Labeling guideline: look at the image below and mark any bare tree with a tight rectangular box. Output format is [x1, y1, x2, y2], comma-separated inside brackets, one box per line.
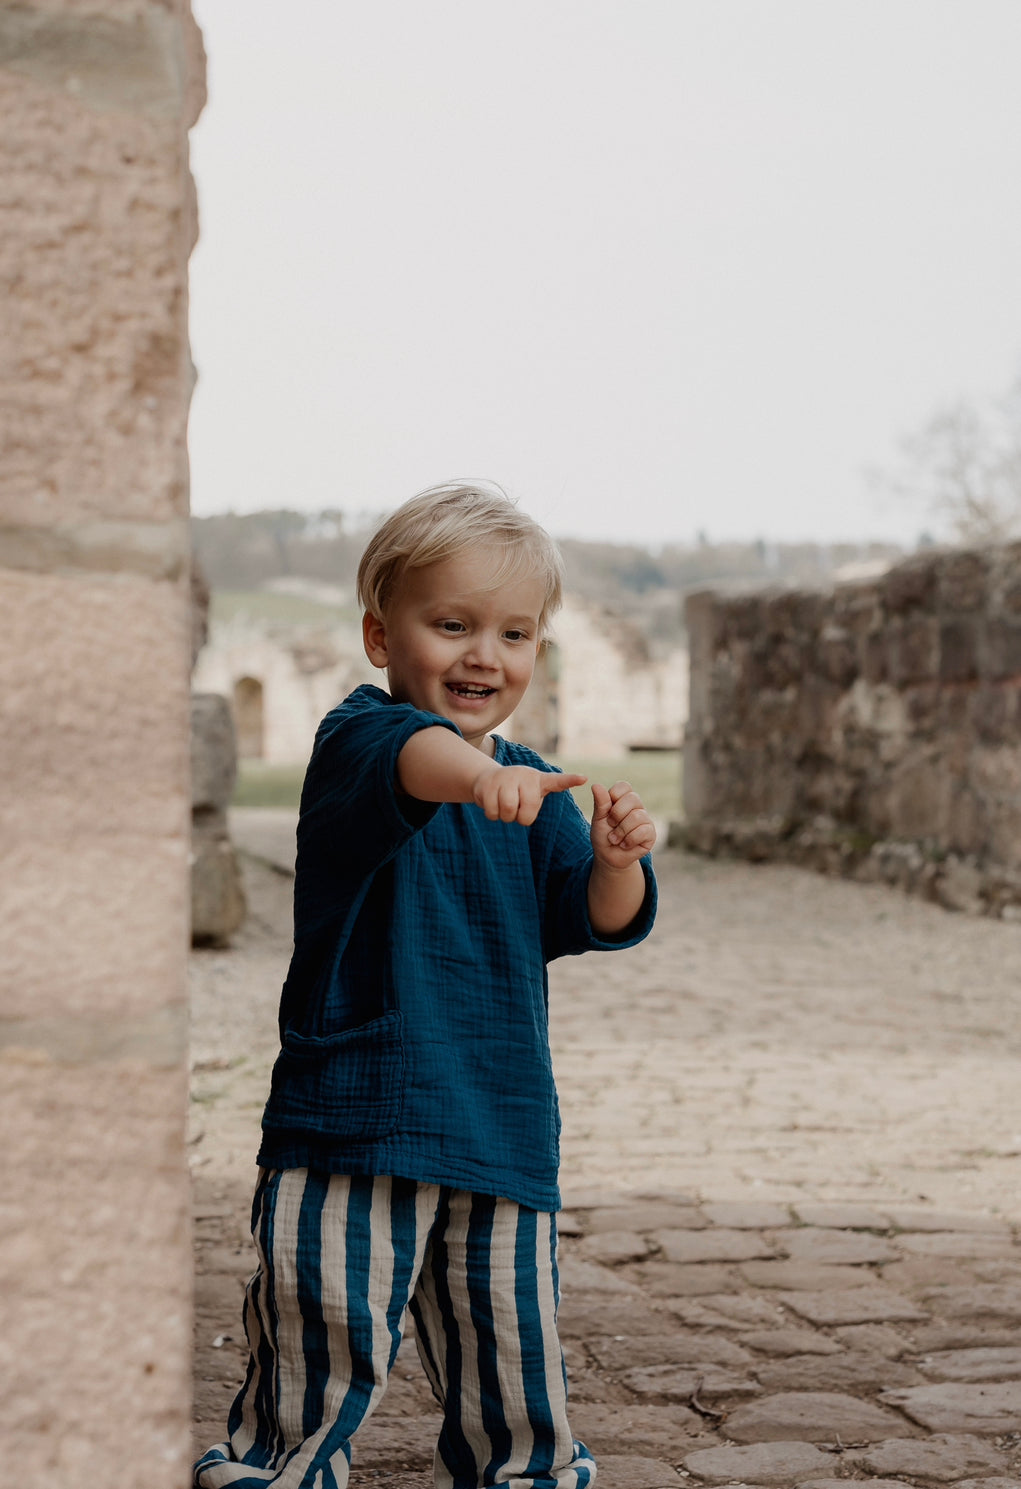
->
[873, 372, 1021, 543]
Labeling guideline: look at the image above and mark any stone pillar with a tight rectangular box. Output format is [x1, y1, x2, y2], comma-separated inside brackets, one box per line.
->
[0, 5, 205, 1485]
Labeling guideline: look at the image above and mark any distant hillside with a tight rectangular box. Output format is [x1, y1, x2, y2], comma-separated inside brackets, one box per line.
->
[191, 511, 906, 651]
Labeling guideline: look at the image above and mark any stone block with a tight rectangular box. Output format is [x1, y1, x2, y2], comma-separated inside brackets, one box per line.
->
[589, 1456, 684, 1489]
[755, 1352, 921, 1393]
[740, 1328, 843, 1357]
[970, 683, 1018, 744]
[983, 618, 1021, 680]
[589, 1331, 754, 1373]
[0, 1056, 190, 1483]
[0, 569, 190, 842]
[639, 1262, 739, 1297]
[816, 625, 858, 686]
[191, 692, 238, 811]
[701, 1200, 792, 1229]
[922, 1310, 1021, 1346]
[832, 577, 882, 629]
[567, 1403, 702, 1454]
[773, 1227, 901, 1266]
[939, 616, 981, 681]
[779, 1287, 929, 1326]
[896, 1230, 1017, 1259]
[750, 636, 806, 691]
[620, 1362, 760, 1402]
[667, 1294, 785, 1330]
[556, 1257, 642, 1295]
[886, 613, 940, 684]
[905, 679, 943, 734]
[800, 1481, 905, 1489]
[795, 674, 842, 742]
[832, 1324, 909, 1358]
[879, 1381, 1021, 1433]
[653, 1227, 775, 1264]
[920, 1346, 1021, 1381]
[861, 626, 887, 683]
[722, 592, 766, 642]
[937, 549, 991, 611]
[190, 812, 246, 947]
[724, 1390, 906, 1444]
[884, 1206, 1011, 1233]
[947, 789, 989, 864]
[586, 1201, 707, 1233]
[555, 1298, 666, 1340]
[740, 1261, 873, 1291]
[855, 1433, 1008, 1481]
[577, 1230, 654, 1266]
[881, 555, 937, 613]
[792, 1203, 890, 1229]
[0, 40, 195, 529]
[684, 1441, 832, 1483]
[887, 751, 953, 840]
[1, 834, 188, 1023]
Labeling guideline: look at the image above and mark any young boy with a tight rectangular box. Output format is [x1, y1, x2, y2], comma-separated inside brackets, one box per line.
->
[195, 483, 657, 1489]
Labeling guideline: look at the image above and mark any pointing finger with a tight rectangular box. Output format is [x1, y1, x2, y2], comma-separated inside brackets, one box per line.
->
[544, 772, 587, 794]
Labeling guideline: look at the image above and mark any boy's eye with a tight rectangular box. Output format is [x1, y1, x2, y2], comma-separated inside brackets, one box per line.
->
[504, 629, 529, 642]
[438, 620, 465, 634]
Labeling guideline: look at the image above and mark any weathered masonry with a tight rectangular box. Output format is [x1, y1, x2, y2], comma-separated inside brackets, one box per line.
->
[683, 543, 1021, 917]
[0, 4, 204, 1484]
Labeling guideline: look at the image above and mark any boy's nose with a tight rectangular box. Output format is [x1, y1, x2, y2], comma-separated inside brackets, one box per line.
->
[465, 632, 499, 667]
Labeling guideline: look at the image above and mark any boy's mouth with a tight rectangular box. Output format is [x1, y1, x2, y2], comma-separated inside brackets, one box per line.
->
[447, 682, 496, 699]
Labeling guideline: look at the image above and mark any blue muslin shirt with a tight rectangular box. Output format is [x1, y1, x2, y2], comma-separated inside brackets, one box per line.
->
[258, 684, 657, 1212]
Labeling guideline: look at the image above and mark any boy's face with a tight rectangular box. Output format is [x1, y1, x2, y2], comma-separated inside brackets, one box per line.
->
[362, 545, 544, 753]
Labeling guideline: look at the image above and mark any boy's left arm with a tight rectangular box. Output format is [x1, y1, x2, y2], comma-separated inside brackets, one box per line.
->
[587, 781, 657, 938]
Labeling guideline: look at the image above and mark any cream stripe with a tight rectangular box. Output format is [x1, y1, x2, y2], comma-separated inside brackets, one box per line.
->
[535, 1210, 577, 1478]
[448, 1191, 486, 1472]
[488, 1197, 533, 1482]
[272, 1172, 352, 1488]
[272, 1169, 313, 1455]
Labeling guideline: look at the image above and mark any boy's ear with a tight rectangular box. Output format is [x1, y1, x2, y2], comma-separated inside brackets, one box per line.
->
[362, 611, 389, 670]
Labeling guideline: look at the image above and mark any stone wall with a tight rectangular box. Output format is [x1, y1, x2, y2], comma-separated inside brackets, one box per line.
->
[0, 5, 204, 1485]
[682, 543, 1021, 917]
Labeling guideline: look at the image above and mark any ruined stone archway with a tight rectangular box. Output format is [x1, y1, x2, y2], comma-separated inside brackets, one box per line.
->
[233, 674, 265, 759]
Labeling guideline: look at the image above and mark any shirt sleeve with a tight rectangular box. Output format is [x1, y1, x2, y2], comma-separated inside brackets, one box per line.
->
[292, 685, 460, 945]
[536, 775, 658, 961]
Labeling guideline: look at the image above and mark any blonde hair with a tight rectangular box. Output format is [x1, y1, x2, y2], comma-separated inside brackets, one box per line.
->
[356, 481, 564, 637]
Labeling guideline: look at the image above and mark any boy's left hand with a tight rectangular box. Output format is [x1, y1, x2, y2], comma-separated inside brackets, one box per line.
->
[590, 780, 657, 867]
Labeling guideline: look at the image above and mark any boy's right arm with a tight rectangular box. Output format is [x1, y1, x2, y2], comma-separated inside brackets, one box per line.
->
[397, 726, 585, 827]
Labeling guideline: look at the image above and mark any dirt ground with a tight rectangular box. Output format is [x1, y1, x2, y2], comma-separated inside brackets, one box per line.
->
[189, 812, 1021, 1484]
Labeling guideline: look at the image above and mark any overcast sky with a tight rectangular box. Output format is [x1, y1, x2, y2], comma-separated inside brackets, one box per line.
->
[187, 1, 1021, 548]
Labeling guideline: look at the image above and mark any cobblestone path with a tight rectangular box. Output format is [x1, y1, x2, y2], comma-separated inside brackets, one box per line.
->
[190, 812, 1021, 1488]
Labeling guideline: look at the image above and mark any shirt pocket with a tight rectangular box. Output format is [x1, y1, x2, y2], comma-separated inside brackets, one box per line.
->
[262, 1011, 405, 1142]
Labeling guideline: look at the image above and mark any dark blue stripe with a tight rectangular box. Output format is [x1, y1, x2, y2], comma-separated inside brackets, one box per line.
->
[467, 1193, 513, 1482]
[388, 1176, 422, 1370]
[312, 1174, 385, 1471]
[515, 1207, 557, 1478]
[430, 1191, 477, 1484]
[297, 1168, 331, 1438]
[212, 1169, 283, 1475]
[550, 1213, 569, 1401]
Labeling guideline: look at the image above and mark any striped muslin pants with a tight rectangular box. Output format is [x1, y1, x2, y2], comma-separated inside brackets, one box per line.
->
[193, 1169, 596, 1489]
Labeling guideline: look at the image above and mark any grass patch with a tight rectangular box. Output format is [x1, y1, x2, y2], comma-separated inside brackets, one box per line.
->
[212, 590, 360, 627]
[233, 761, 306, 809]
[234, 750, 682, 821]
[551, 751, 681, 821]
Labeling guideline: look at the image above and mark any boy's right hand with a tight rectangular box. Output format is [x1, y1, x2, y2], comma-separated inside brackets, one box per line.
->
[472, 764, 587, 827]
